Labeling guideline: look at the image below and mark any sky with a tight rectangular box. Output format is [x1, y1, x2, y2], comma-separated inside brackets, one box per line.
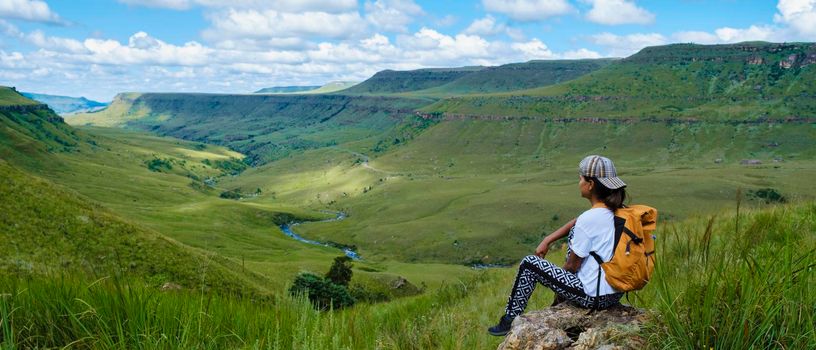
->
[0, 0, 814, 101]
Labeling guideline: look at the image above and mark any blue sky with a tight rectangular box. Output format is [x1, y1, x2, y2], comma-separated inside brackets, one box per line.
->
[0, 0, 814, 101]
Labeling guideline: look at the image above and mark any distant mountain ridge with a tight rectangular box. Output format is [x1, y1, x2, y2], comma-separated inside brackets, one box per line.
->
[22, 92, 108, 115]
[254, 81, 359, 94]
[254, 86, 321, 94]
[341, 67, 485, 94]
[428, 41, 816, 120]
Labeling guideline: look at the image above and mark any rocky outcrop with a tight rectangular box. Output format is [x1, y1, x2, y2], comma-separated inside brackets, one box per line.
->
[497, 303, 647, 350]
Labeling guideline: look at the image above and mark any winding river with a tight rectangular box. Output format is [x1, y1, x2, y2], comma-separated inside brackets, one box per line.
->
[278, 212, 362, 260]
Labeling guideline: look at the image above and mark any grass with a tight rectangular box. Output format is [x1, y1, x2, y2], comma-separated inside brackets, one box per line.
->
[1, 202, 812, 349]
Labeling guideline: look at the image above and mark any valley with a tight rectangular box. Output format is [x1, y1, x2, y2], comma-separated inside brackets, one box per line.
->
[1, 41, 814, 349]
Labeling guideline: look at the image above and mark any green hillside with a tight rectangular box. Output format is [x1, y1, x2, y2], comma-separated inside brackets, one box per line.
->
[341, 67, 484, 94]
[70, 93, 429, 165]
[428, 42, 816, 120]
[226, 116, 815, 264]
[411, 59, 615, 96]
[0, 159, 268, 294]
[0, 86, 40, 106]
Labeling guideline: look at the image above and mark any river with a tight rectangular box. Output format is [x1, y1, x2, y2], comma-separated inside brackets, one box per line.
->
[278, 212, 362, 260]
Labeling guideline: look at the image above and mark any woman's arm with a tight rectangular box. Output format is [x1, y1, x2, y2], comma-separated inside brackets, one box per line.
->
[535, 218, 577, 258]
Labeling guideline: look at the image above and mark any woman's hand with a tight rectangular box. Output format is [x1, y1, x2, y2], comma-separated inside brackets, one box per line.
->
[534, 218, 577, 258]
[535, 238, 550, 258]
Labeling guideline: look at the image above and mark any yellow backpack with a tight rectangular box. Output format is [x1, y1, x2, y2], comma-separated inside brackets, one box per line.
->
[589, 205, 657, 303]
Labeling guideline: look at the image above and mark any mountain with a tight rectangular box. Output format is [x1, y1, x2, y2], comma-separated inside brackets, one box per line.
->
[410, 59, 616, 96]
[22, 92, 108, 115]
[428, 42, 816, 120]
[70, 93, 428, 165]
[254, 85, 321, 94]
[340, 67, 485, 94]
[254, 81, 359, 94]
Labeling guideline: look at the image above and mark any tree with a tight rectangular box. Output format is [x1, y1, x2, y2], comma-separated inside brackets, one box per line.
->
[289, 272, 355, 310]
[325, 256, 353, 286]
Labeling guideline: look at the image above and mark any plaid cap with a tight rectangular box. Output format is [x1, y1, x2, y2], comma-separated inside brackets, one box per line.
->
[579, 155, 627, 189]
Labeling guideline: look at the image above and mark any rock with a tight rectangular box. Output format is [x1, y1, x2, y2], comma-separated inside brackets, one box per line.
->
[160, 282, 183, 291]
[497, 303, 647, 350]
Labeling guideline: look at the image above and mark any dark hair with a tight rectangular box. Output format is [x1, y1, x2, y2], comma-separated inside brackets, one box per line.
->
[584, 176, 627, 210]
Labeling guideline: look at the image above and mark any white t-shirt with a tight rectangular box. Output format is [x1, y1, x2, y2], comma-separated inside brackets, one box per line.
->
[569, 207, 617, 296]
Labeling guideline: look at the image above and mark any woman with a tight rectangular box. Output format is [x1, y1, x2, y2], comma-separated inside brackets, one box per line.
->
[488, 155, 627, 336]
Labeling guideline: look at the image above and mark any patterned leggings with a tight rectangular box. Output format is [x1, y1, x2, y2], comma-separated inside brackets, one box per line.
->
[504, 255, 622, 317]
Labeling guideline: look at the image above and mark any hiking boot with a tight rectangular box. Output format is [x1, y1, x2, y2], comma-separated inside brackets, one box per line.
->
[487, 315, 514, 336]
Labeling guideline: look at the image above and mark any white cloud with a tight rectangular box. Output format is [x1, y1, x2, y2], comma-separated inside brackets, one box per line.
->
[118, 0, 358, 12]
[585, 0, 655, 25]
[560, 48, 602, 59]
[365, 0, 425, 33]
[482, 0, 574, 22]
[511, 38, 554, 58]
[774, 0, 816, 37]
[590, 32, 667, 56]
[118, 0, 191, 10]
[673, 31, 721, 45]
[203, 9, 367, 41]
[713, 25, 779, 42]
[0, 0, 64, 24]
[464, 15, 506, 36]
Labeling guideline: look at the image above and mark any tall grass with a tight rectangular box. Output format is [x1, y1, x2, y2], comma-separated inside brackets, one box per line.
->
[645, 203, 816, 349]
[2, 203, 813, 349]
[0, 271, 514, 349]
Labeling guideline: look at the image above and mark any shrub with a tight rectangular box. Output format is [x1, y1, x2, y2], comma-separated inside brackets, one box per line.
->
[748, 188, 786, 204]
[288, 272, 355, 310]
[325, 256, 353, 286]
[219, 189, 242, 199]
[145, 158, 173, 172]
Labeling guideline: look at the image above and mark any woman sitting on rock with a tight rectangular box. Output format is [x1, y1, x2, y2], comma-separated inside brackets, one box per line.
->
[488, 155, 627, 336]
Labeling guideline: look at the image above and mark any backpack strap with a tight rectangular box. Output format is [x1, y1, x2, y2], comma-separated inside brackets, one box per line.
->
[589, 252, 603, 310]
[588, 216, 627, 310]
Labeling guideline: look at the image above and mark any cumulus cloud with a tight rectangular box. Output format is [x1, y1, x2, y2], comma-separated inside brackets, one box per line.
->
[482, 0, 574, 22]
[365, 0, 425, 33]
[774, 0, 816, 37]
[585, 0, 655, 25]
[0, 0, 64, 24]
[203, 9, 367, 41]
[561, 48, 602, 59]
[590, 32, 667, 56]
[464, 15, 505, 36]
[118, 0, 358, 12]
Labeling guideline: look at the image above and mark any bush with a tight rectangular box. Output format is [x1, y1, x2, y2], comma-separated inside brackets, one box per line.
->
[145, 158, 173, 172]
[748, 188, 786, 204]
[325, 256, 353, 286]
[288, 272, 355, 310]
[219, 189, 242, 200]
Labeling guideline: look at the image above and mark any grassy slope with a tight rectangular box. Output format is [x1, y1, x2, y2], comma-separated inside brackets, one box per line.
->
[428, 42, 816, 120]
[0, 157, 271, 295]
[3, 202, 812, 349]
[0, 87, 40, 106]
